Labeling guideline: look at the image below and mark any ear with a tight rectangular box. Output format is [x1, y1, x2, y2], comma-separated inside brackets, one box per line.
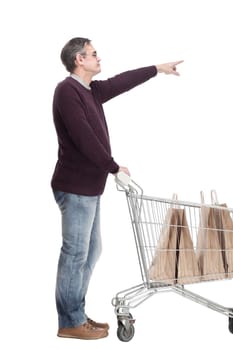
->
[75, 53, 85, 67]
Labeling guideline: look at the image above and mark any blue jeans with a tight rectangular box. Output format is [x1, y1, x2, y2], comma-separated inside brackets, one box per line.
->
[53, 191, 102, 328]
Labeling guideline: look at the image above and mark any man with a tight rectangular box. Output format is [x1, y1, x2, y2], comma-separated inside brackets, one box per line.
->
[51, 37, 183, 340]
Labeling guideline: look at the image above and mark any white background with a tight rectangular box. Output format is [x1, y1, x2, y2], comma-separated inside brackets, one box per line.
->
[1, 0, 233, 348]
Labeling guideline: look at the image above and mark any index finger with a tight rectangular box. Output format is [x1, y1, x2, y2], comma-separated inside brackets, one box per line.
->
[173, 60, 184, 66]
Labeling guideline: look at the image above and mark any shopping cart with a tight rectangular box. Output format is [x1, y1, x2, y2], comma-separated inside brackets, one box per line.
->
[112, 172, 233, 342]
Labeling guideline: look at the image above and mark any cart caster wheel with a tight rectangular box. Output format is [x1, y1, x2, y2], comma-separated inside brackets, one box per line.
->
[117, 323, 135, 342]
[229, 317, 233, 334]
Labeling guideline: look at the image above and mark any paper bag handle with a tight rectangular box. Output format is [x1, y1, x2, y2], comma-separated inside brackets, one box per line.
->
[200, 191, 205, 204]
[211, 189, 219, 205]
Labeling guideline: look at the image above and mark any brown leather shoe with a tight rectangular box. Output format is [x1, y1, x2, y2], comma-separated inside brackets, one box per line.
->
[57, 322, 108, 340]
[87, 317, 110, 330]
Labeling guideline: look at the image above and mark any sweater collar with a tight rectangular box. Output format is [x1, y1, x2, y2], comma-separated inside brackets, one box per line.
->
[70, 73, 91, 90]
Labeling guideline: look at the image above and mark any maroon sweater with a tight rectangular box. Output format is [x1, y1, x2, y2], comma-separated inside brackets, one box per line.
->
[51, 66, 157, 195]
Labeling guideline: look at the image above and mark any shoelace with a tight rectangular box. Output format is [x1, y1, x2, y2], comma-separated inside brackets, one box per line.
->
[83, 321, 98, 330]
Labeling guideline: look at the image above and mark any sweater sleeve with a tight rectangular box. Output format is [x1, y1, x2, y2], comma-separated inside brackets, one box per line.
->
[91, 66, 157, 103]
[55, 85, 119, 174]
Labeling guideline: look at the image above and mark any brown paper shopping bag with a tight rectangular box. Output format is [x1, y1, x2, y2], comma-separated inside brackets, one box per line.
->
[197, 191, 225, 281]
[149, 203, 182, 284]
[219, 204, 233, 277]
[149, 195, 200, 285]
[176, 209, 200, 284]
[211, 190, 233, 278]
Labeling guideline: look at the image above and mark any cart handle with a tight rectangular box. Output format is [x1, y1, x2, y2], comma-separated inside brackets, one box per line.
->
[115, 171, 143, 195]
[115, 171, 131, 187]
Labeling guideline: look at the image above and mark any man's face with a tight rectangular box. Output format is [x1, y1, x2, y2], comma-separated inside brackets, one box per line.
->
[78, 43, 101, 76]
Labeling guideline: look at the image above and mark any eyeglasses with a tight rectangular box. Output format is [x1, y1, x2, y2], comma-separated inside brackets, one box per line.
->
[79, 51, 98, 58]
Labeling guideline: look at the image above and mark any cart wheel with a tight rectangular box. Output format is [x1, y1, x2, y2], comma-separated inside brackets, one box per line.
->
[117, 323, 135, 342]
[229, 317, 233, 334]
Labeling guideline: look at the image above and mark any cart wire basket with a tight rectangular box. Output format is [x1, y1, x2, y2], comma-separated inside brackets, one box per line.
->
[112, 172, 233, 342]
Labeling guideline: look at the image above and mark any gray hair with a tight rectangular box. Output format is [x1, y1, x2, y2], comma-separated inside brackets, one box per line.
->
[60, 37, 91, 73]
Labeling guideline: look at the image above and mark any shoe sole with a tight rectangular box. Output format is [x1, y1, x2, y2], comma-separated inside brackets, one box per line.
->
[57, 332, 108, 340]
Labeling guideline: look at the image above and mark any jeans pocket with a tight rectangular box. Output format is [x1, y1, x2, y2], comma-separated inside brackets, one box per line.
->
[53, 190, 66, 207]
